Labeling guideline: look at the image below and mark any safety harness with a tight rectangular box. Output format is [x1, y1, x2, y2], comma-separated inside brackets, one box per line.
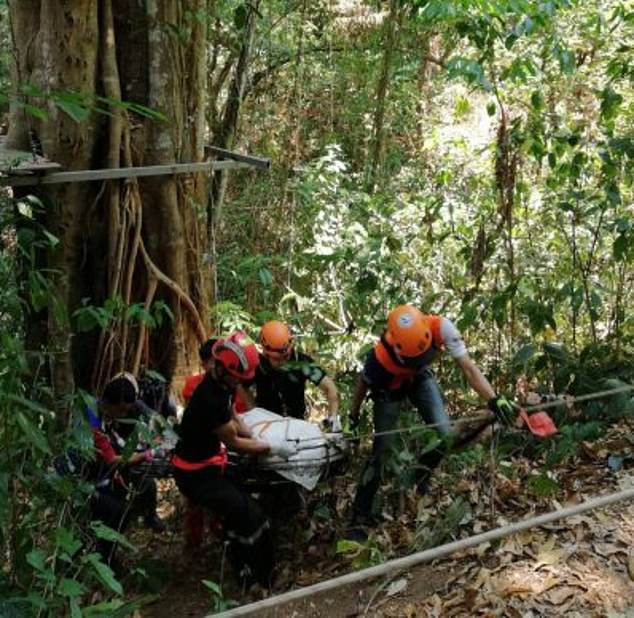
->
[172, 445, 228, 473]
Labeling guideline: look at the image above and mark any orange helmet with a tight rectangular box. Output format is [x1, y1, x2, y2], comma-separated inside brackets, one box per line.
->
[212, 331, 259, 381]
[384, 305, 432, 358]
[260, 320, 292, 360]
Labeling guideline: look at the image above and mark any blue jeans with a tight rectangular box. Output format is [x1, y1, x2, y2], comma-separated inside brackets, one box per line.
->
[352, 371, 451, 519]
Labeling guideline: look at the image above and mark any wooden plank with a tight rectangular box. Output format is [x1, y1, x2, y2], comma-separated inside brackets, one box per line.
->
[207, 146, 271, 170]
[1, 159, 253, 186]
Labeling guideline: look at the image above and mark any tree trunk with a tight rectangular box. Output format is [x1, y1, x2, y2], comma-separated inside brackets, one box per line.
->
[208, 0, 260, 227]
[366, 0, 401, 193]
[7, 0, 209, 411]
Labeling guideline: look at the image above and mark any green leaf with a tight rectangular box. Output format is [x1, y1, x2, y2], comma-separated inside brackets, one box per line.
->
[55, 527, 83, 556]
[9, 394, 50, 415]
[90, 522, 137, 552]
[73, 306, 110, 332]
[55, 98, 91, 122]
[528, 473, 559, 496]
[83, 595, 159, 618]
[258, 267, 273, 289]
[336, 539, 364, 554]
[234, 4, 247, 29]
[58, 578, 87, 598]
[85, 554, 124, 596]
[26, 549, 46, 573]
[600, 85, 623, 121]
[43, 230, 60, 247]
[486, 101, 497, 116]
[15, 411, 51, 454]
[202, 580, 222, 596]
[143, 369, 166, 383]
[23, 103, 48, 121]
[613, 233, 632, 261]
[70, 598, 82, 618]
[530, 91, 544, 110]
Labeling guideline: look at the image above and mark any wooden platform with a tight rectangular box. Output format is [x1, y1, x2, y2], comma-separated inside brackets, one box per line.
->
[0, 136, 62, 177]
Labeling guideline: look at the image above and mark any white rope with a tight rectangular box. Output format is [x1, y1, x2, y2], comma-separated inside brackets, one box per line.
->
[211, 486, 634, 617]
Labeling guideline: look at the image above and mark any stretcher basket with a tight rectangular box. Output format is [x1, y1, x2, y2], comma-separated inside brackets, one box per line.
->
[228, 430, 349, 491]
[132, 409, 350, 492]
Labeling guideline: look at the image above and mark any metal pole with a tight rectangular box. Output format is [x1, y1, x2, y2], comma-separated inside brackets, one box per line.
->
[211, 486, 634, 617]
[207, 146, 271, 170]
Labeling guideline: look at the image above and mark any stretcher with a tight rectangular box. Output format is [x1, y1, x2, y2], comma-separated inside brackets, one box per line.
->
[134, 408, 349, 491]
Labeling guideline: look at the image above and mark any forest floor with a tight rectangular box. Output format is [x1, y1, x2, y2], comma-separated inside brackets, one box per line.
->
[123, 416, 634, 617]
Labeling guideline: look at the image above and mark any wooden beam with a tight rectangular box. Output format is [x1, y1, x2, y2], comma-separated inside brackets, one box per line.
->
[207, 146, 271, 170]
[1, 159, 254, 187]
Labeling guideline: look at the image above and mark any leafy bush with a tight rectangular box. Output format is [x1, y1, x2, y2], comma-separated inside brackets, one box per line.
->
[0, 197, 146, 615]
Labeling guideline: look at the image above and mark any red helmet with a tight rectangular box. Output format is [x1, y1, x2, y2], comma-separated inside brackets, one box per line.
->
[212, 331, 259, 381]
[385, 305, 432, 358]
[260, 320, 293, 361]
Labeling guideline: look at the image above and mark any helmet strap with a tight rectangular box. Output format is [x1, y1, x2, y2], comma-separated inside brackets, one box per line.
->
[380, 333, 402, 365]
[221, 339, 248, 372]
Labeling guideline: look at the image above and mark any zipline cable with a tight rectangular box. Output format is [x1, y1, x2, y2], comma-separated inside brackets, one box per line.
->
[211, 485, 634, 617]
[295, 383, 634, 444]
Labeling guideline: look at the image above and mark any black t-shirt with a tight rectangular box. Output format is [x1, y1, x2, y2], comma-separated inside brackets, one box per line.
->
[254, 350, 325, 419]
[175, 372, 232, 462]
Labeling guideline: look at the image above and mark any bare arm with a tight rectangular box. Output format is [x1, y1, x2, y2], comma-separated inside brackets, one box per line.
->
[215, 419, 270, 456]
[350, 373, 369, 419]
[454, 354, 495, 402]
[232, 411, 252, 438]
[318, 376, 339, 415]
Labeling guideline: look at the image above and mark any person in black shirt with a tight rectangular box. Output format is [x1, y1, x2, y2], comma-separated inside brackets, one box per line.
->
[251, 320, 340, 426]
[173, 331, 297, 585]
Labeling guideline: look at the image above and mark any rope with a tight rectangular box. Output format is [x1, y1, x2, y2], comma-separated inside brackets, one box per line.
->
[295, 383, 634, 444]
[211, 485, 634, 617]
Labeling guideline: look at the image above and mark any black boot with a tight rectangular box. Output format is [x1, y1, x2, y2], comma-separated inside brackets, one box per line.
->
[144, 512, 166, 532]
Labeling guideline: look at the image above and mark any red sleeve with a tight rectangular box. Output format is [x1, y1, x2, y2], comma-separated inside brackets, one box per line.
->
[92, 428, 118, 464]
[233, 391, 248, 414]
[182, 373, 204, 402]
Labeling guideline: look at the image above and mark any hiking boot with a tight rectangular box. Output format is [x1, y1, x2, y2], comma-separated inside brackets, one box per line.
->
[343, 513, 375, 543]
[343, 524, 368, 543]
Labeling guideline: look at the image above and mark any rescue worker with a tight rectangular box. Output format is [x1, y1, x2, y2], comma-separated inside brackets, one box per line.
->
[173, 331, 297, 585]
[347, 305, 514, 540]
[181, 337, 249, 547]
[183, 338, 249, 413]
[87, 376, 164, 562]
[251, 320, 340, 426]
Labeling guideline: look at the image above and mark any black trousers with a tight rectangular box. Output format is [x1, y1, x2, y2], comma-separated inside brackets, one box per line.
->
[174, 466, 273, 584]
[90, 476, 157, 561]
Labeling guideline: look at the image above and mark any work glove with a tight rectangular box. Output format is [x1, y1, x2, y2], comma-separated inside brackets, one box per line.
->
[488, 395, 516, 426]
[322, 414, 343, 433]
[268, 440, 298, 460]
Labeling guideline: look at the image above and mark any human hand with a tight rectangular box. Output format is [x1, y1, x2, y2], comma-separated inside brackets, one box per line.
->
[268, 440, 298, 460]
[322, 414, 343, 433]
[488, 395, 516, 426]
